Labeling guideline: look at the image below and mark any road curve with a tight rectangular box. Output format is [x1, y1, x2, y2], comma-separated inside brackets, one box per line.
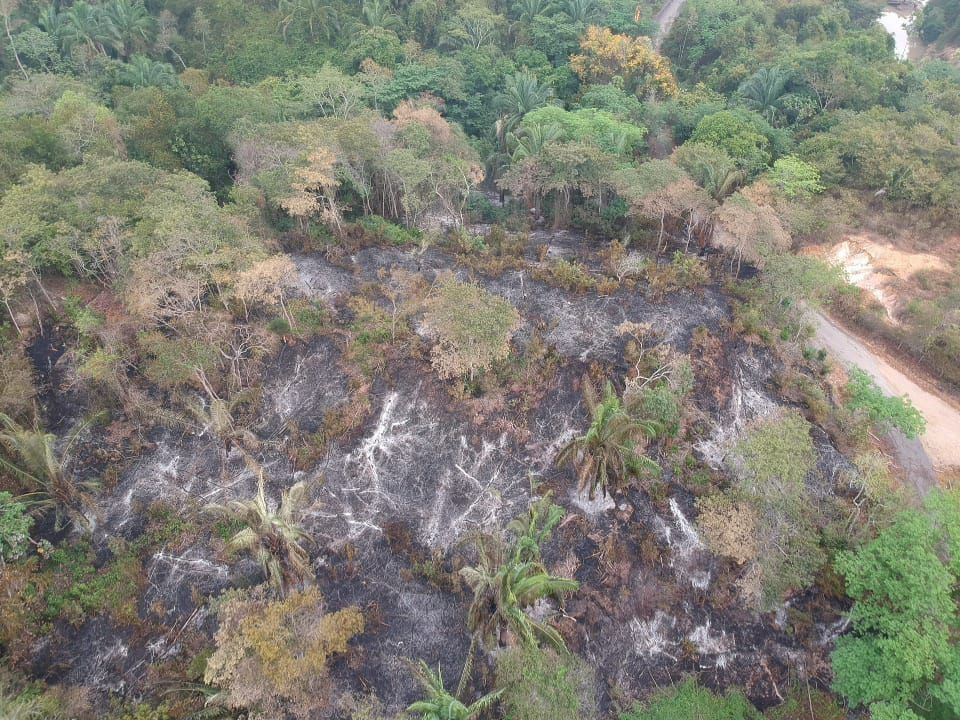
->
[810, 311, 960, 496]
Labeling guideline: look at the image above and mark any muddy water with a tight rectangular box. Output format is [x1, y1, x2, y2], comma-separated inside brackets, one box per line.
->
[878, 0, 929, 59]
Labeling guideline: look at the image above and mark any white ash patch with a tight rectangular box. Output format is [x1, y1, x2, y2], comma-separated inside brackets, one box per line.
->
[314, 387, 529, 549]
[260, 344, 347, 430]
[630, 610, 677, 659]
[687, 620, 732, 658]
[570, 486, 616, 515]
[696, 352, 779, 469]
[654, 498, 712, 589]
[291, 254, 356, 299]
[69, 635, 129, 693]
[146, 547, 230, 605]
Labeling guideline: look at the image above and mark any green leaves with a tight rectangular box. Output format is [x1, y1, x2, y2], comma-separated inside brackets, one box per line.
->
[0, 491, 32, 562]
[732, 412, 823, 608]
[407, 660, 503, 720]
[621, 677, 760, 720]
[204, 472, 313, 596]
[845, 368, 926, 439]
[460, 498, 578, 652]
[558, 380, 661, 500]
[832, 500, 960, 715]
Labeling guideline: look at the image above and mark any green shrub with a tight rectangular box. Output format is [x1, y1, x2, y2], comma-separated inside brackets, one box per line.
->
[0, 492, 33, 563]
[832, 492, 960, 718]
[621, 678, 760, 720]
[496, 645, 596, 720]
[546, 259, 597, 292]
[0, 340, 37, 420]
[734, 413, 824, 608]
[845, 368, 926, 439]
[63, 296, 104, 347]
[358, 215, 421, 246]
[268, 317, 292, 335]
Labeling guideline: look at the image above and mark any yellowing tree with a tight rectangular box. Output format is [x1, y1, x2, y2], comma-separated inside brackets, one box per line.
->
[571, 26, 678, 100]
[234, 255, 298, 322]
[205, 587, 364, 719]
[712, 192, 791, 271]
[280, 140, 343, 234]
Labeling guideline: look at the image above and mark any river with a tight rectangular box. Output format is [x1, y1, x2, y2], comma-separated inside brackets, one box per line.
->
[877, 0, 929, 59]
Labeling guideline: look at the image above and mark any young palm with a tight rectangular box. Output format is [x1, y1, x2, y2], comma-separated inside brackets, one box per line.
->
[205, 471, 312, 595]
[0, 414, 97, 529]
[557, 380, 659, 499]
[460, 498, 578, 651]
[406, 660, 502, 720]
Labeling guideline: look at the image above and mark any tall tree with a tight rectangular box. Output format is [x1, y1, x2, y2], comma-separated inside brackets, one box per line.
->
[0, 0, 28, 79]
[495, 71, 553, 140]
[278, 0, 340, 40]
[571, 25, 678, 99]
[833, 493, 960, 719]
[60, 1, 111, 56]
[120, 55, 177, 87]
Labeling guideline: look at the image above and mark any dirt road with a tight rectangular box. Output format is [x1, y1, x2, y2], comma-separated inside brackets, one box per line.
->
[811, 311, 960, 495]
[654, 0, 687, 47]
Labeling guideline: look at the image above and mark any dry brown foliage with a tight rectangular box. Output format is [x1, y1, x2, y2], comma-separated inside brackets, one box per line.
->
[696, 493, 759, 566]
[205, 587, 364, 719]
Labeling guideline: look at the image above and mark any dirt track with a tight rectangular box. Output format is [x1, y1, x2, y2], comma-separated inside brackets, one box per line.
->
[811, 311, 960, 495]
[654, 0, 687, 47]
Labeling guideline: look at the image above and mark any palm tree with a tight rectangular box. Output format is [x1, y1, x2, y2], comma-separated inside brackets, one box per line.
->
[495, 71, 553, 139]
[557, 380, 659, 499]
[102, 0, 154, 58]
[506, 493, 564, 561]
[60, 1, 111, 55]
[506, 121, 562, 161]
[513, 0, 551, 22]
[278, 0, 340, 41]
[600, 127, 632, 156]
[205, 471, 312, 595]
[0, 414, 97, 529]
[699, 162, 744, 201]
[738, 66, 790, 125]
[460, 498, 578, 650]
[558, 0, 601, 23]
[37, 5, 65, 48]
[120, 54, 177, 87]
[406, 660, 502, 720]
[187, 387, 259, 481]
[361, 0, 401, 29]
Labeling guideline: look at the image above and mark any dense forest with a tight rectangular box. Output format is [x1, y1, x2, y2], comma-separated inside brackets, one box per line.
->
[0, 0, 959, 718]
